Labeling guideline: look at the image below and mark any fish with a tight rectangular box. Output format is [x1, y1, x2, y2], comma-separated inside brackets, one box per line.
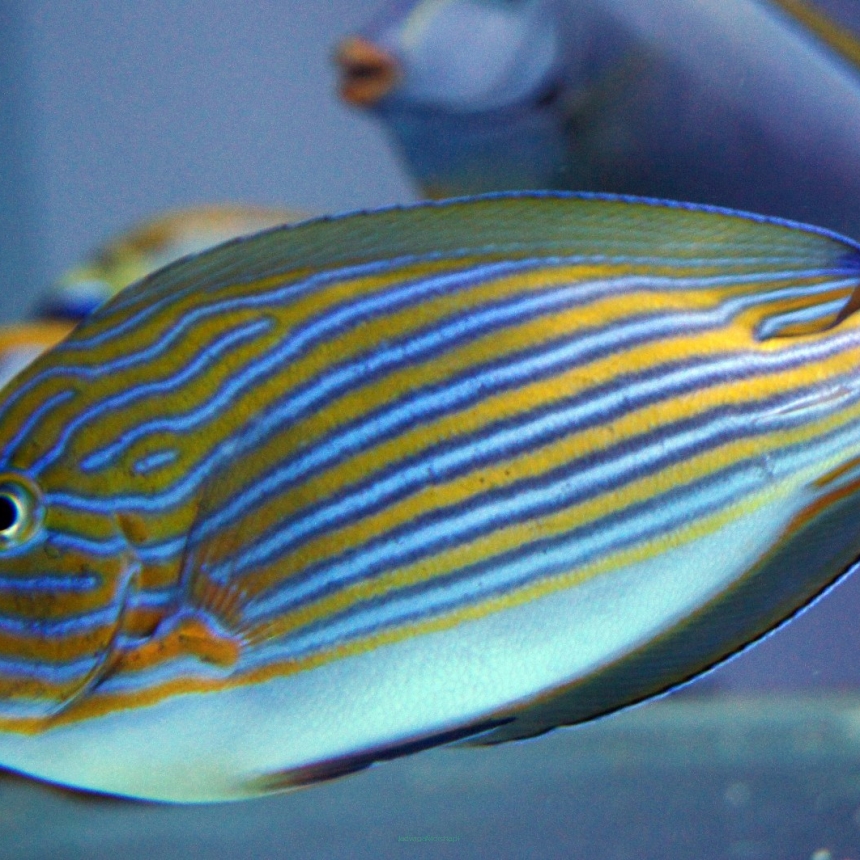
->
[42, 204, 304, 321]
[337, 0, 860, 237]
[1, 192, 860, 802]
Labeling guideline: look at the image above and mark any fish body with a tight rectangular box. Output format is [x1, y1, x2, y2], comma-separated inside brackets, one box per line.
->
[43, 205, 303, 321]
[338, 0, 860, 236]
[1, 194, 860, 801]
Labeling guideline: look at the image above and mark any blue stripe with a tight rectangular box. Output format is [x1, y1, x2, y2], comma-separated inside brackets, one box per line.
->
[755, 297, 848, 339]
[76, 259, 562, 471]
[72, 255, 528, 350]
[37, 291, 860, 540]
[266, 464, 770, 658]
[4, 390, 74, 464]
[244, 382, 860, 622]
[257, 408, 860, 657]
[213, 350, 797, 581]
[133, 449, 180, 476]
[0, 603, 124, 636]
[31, 318, 274, 475]
[0, 573, 100, 593]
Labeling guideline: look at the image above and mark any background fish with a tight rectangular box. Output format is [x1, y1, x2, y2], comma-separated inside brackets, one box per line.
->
[337, 0, 860, 237]
[1, 194, 860, 802]
[0, 206, 305, 394]
[0, 323, 76, 393]
[41, 204, 305, 321]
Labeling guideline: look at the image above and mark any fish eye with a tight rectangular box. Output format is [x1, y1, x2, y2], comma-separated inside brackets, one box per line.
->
[0, 475, 44, 549]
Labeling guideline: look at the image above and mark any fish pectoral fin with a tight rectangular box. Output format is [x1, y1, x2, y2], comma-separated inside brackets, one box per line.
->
[248, 718, 511, 792]
[173, 440, 260, 642]
[168, 614, 242, 667]
[116, 612, 242, 674]
[177, 525, 260, 646]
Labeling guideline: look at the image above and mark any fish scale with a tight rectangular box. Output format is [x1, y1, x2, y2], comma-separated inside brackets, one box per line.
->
[0, 194, 858, 800]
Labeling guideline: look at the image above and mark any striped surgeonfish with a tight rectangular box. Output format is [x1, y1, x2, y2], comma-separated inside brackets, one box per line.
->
[1, 193, 860, 802]
[336, 0, 860, 236]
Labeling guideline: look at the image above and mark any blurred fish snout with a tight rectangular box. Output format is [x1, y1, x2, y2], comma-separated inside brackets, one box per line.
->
[335, 36, 400, 107]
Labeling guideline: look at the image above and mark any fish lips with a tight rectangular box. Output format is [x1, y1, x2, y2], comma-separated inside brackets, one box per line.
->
[335, 36, 402, 107]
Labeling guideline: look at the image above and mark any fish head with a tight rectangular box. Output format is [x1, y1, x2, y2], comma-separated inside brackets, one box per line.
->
[336, 0, 574, 196]
[0, 363, 144, 726]
[338, 0, 563, 112]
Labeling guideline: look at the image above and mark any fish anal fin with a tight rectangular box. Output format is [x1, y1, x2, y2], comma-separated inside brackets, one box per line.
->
[173, 428, 277, 646]
[250, 719, 511, 792]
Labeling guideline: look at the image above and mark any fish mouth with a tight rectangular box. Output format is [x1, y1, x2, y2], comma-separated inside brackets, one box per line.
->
[335, 36, 400, 107]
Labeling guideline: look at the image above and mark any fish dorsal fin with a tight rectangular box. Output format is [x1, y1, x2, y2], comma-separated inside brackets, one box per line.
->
[175, 448, 253, 640]
[769, 0, 860, 73]
[81, 194, 860, 301]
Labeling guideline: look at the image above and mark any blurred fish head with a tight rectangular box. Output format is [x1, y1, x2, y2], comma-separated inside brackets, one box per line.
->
[0, 385, 143, 724]
[336, 0, 575, 195]
[339, 0, 563, 112]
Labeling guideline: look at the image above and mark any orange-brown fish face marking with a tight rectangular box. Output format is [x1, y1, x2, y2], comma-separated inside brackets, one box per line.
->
[335, 36, 401, 107]
[0, 471, 139, 727]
